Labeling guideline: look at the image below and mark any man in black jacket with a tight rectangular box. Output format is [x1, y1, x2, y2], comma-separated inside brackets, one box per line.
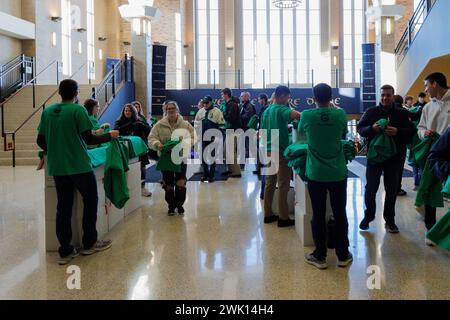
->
[221, 88, 242, 177]
[240, 92, 256, 130]
[357, 85, 417, 233]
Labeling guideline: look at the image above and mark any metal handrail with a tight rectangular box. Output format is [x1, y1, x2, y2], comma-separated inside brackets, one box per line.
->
[0, 60, 58, 107]
[3, 62, 87, 167]
[395, 0, 437, 66]
[0, 55, 25, 74]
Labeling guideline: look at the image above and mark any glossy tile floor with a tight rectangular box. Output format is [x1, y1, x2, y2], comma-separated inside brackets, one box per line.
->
[0, 164, 449, 300]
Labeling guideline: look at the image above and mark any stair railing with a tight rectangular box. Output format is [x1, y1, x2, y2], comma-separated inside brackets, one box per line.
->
[2, 63, 87, 167]
[0, 55, 35, 102]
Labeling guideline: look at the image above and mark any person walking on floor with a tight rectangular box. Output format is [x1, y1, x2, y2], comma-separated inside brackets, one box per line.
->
[37, 79, 119, 265]
[261, 86, 301, 228]
[417, 72, 450, 245]
[357, 84, 416, 234]
[300, 83, 353, 270]
[195, 96, 225, 183]
[149, 101, 195, 216]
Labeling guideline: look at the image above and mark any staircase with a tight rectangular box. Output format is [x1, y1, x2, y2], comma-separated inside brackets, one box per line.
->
[0, 85, 93, 166]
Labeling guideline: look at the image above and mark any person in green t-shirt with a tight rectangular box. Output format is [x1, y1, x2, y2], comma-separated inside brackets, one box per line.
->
[261, 86, 301, 228]
[299, 83, 353, 270]
[37, 79, 120, 266]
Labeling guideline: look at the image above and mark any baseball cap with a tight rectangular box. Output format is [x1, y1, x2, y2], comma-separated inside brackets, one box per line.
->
[201, 95, 213, 103]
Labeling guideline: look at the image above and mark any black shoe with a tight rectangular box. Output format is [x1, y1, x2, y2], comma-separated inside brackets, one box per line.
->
[278, 218, 295, 228]
[385, 223, 400, 234]
[208, 177, 215, 183]
[177, 207, 185, 215]
[229, 174, 242, 178]
[338, 253, 354, 268]
[305, 253, 328, 270]
[168, 209, 176, 216]
[253, 170, 260, 175]
[221, 171, 232, 176]
[264, 215, 279, 224]
[359, 217, 373, 231]
[200, 176, 209, 183]
[397, 189, 407, 196]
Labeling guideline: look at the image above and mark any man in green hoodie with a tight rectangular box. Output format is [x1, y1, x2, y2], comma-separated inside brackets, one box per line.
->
[37, 79, 120, 265]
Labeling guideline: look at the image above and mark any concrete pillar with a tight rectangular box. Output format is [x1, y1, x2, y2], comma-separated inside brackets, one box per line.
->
[131, 31, 153, 117]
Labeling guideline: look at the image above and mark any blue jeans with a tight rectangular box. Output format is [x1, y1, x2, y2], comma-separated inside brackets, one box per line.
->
[411, 163, 422, 187]
[54, 172, 98, 257]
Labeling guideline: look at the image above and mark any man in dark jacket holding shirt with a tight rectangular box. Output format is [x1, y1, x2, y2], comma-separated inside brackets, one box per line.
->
[357, 85, 416, 233]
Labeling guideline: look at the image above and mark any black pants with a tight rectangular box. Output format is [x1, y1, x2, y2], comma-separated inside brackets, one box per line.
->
[397, 153, 407, 192]
[202, 141, 216, 179]
[425, 205, 437, 231]
[162, 163, 187, 211]
[54, 172, 98, 258]
[308, 179, 350, 261]
[364, 158, 402, 225]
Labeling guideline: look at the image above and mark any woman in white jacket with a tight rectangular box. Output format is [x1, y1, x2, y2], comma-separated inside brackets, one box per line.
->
[149, 101, 195, 216]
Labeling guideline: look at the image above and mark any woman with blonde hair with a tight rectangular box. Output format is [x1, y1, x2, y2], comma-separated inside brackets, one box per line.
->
[149, 101, 195, 216]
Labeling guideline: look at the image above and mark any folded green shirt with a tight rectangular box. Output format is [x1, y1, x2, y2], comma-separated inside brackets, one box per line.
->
[104, 139, 130, 209]
[415, 160, 444, 209]
[367, 119, 397, 165]
[443, 176, 450, 199]
[412, 134, 440, 170]
[121, 136, 149, 159]
[156, 139, 182, 173]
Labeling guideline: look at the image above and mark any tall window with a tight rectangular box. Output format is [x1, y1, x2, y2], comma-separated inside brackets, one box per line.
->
[343, 0, 365, 84]
[87, 0, 95, 80]
[195, 0, 220, 85]
[175, 13, 183, 89]
[242, 0, 325, 87]
[61, 0, 72, 76]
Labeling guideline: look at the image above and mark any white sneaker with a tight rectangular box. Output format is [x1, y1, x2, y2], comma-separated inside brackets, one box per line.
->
[58, 248, 80, 266]
[141, 189, 152, 197]
[81, 240, 112, 256]
[416, 206, 425, 218]
[425, 237, 436, 247]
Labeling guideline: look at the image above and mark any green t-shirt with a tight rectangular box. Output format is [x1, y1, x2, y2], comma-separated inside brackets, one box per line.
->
[298, 107, 349, 182]
[260, 104, 292, 153]
[38, 103, 94, 176]
[89, 115, 101, 131]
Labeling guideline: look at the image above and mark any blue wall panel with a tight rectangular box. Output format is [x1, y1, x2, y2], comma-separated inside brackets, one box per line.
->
[99, 82, 135, 125]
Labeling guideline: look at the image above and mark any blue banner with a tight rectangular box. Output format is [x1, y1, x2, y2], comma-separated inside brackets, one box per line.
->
[362, 44, 377, 112]
[164, 88, 362, 116]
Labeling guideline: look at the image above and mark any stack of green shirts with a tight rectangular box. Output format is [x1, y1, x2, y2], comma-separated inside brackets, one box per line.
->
[367, 119, 397, 165]
[284, 143, 309, 181]
[87, 146, 108, 168]
[156, 139, 182, 173]
[121, 136, 149, 159]
[284, 140, 356, 182]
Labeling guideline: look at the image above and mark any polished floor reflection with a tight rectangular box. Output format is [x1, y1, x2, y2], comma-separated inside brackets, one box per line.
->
[0, 165, 449, 300]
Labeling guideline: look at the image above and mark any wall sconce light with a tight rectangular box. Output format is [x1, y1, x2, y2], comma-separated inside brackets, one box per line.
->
[78, 41, 83, 54]
[51, 32, 57, 47]
[98, 37, 107, 42]
[123, 41, 131, 46]
[386, 18, 392, 35]
[76, 28, 87, 33]
[333, 56, 338, 66]
[50, 16, 62, 22]
[98, 49, 103, 60]
[228, 57, 232, 67]
[226, 47, 234, 51]
[183, 55, 187, 66]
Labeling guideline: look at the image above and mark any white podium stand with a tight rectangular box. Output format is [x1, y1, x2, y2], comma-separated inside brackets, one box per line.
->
[294, 174, 333, 247]
[45, 159, 143, 252]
